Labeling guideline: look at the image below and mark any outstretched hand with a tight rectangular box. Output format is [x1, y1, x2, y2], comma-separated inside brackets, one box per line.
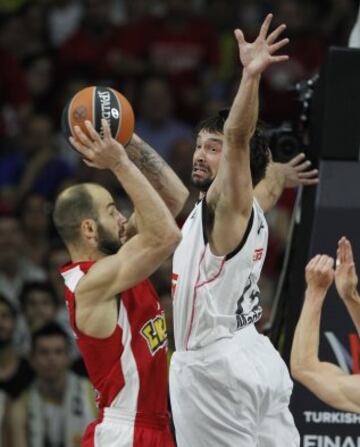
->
[335, 237, 358, 301]
[70, 119, 129, 170]
[282, 153, 319, 188]
[235, 13, 289, 77]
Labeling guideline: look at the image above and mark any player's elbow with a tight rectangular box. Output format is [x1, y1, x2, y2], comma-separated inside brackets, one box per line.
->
[169, 186, 190, 217]
[223, 122, 251, 147]
[162, 226, 182, 252]
[152, 225, 182, 255]
[290, 362, 304, 382]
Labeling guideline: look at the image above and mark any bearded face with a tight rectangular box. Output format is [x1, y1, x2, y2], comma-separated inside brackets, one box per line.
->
[96, 221, 122, 255]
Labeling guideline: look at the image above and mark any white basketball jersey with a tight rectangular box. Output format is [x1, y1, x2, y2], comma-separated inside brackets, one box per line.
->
[172, 198, 268, 351]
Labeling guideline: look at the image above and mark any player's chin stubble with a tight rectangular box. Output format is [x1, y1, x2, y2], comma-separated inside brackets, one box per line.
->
[97, 223, 122, 255]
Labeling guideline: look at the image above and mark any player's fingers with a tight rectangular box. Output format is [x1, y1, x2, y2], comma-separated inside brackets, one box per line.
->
[325, 256, 335, 270]
[298, 169, 319, 178]
[336, 248, 341, 267]
[101, 118, 112, 141]
[344, 238, 354, 263]
[294, 160, 312, 172]
[83, 158, 97, 168]
[84, 120, 102, 143]
[317, 254, 332, 268]
[267, 23, 287, 44]
[259, 13, 273, 39]
[69, 136, 93, 159]
[298, 178, 319, 185]
[270, 55, 289, 63]
[349, 263, 356, 277]
[73, 125, 93, 147]
[269, 38, 289, 54]
[307, 254, 320, 269]
[234, 29, 245, 44]
[288, 153, 306, 166]
[338, 237, 346, 264]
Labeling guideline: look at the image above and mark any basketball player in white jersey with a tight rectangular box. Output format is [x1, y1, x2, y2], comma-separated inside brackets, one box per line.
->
[170, 15, 301, 446]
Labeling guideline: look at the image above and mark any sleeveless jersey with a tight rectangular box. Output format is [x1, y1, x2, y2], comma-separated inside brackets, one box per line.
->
[60, 262, 169, 420]
[172, 198, 268, 351]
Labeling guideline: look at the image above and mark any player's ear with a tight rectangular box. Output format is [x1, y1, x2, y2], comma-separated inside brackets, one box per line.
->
[81, 219, 97, 243]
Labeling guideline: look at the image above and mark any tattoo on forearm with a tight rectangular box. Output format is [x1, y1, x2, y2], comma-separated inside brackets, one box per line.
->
[126, 140, 166, 191]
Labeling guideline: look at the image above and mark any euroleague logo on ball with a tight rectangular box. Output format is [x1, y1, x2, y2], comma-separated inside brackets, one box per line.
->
[73, 105, 87, 122]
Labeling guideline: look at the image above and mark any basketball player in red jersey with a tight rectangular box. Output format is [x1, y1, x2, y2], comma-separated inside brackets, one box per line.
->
[53, 118, 184, 447]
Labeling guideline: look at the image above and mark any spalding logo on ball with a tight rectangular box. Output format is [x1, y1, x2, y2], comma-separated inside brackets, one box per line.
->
[62, 86, 135, 146]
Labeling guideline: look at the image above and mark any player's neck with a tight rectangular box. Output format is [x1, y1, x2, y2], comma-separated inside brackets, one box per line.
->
[69, 245, 105, 263]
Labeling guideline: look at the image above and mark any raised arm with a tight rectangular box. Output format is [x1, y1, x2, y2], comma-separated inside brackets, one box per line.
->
[254, 153, 319, 213]
[69, 120, 181, 335]
[335, 237, 360, 334]
[290, 254, 360, 413]
[206, 14, 289, 256]
[126, 133, 189, 217]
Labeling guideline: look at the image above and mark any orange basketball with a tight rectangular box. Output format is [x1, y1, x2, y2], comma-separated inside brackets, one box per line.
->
[62, 86, 135, 146]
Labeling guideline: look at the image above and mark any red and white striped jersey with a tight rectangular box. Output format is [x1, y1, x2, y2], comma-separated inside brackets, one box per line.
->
[60, 262, 169, 418]
[172, 198, 268, 351]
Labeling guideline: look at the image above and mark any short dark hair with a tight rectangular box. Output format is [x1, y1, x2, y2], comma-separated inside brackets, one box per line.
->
[31, 321, 69, 352]
[53, 184, 98, 245]
[196, 110, 270, 187]
[19, 281, 58, 309]
[0, 295, 17, 319]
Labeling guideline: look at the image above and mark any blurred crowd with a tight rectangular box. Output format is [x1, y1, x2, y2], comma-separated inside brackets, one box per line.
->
[0, 0, 358, 445]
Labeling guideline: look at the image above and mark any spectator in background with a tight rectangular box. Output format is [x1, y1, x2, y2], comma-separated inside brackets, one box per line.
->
[7, 322, 96, 447]
[105, 0, 156, 87]
[57, 0, 151, 89]
[205, 0, 239, 106]
[15, 281, 79, 361]
[47, 0, 84, 48]
[135, 76, 193, 161]
[0, 389, 7, 447]
[47, 243, 70, 305]
[23, 52, 56, 116]
[19, 282, 58, 333]
[0, 295, 34, 399]
[260, 0, 326, 123]
[319, 0, 355, 45]
[58, 0, 117, 82]
[0, 12, 26, 61]
[0, 114, 74, 209]
[144, 0, 220, 120]
[0, 20, 30, 141]
[19, 2, 50, 59]
[0, 214, 46, 307]
[19, 194, 52, 268]
[0, 4, 50, 62]
[0, 0, 25, 14]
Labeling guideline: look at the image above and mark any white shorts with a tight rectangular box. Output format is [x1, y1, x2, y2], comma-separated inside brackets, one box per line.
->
[169, 324, 300, 447]
[84, 408, 175, 447]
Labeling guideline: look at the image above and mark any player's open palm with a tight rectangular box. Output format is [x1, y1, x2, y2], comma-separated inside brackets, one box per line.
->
[70, 118, 129, 170]
[283, 153, 319, 188]
[335, 237, 358, 301]
[235, 13, 289, 77]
